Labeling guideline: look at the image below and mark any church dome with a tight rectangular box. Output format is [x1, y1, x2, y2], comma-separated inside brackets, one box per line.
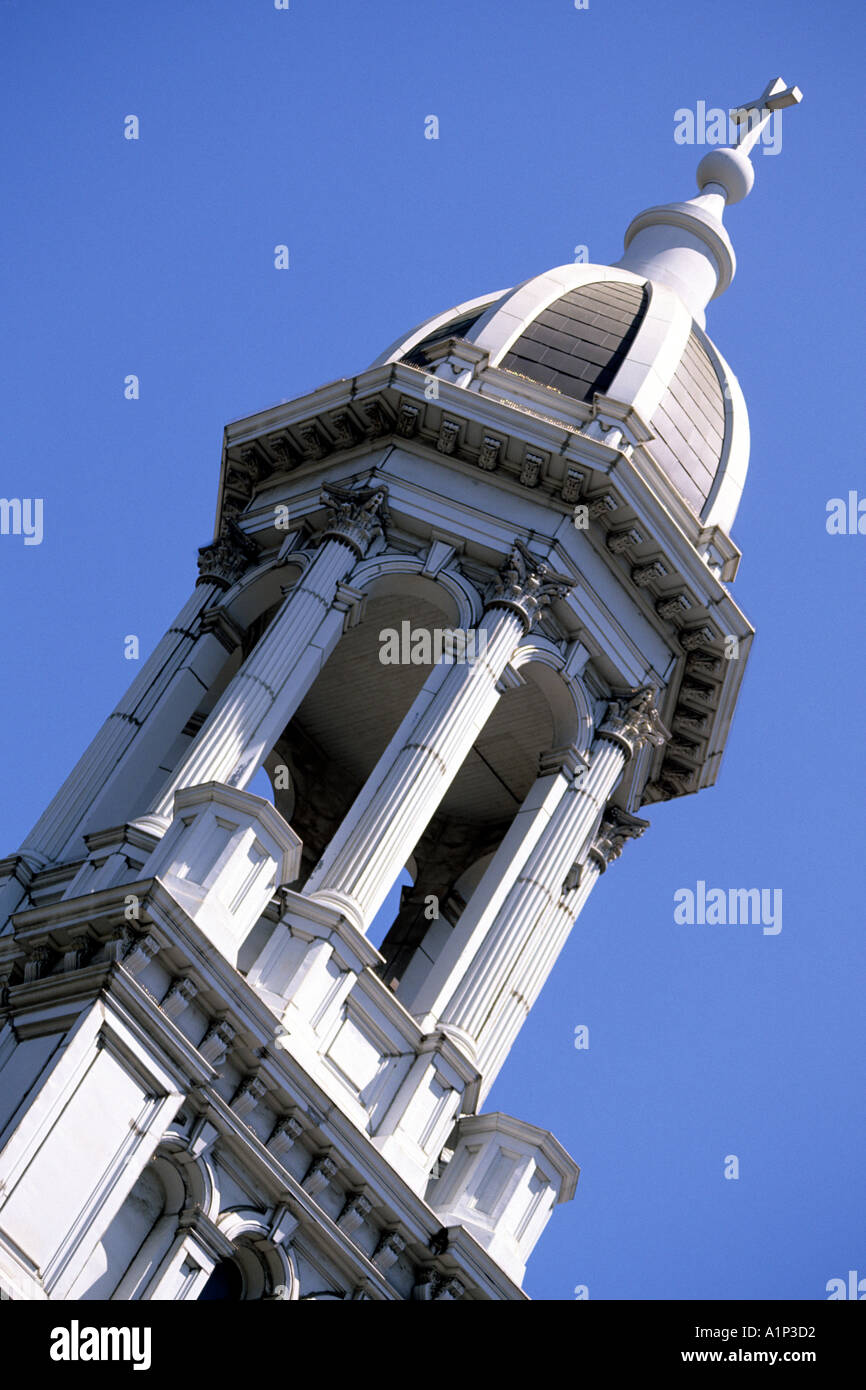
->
[365, 78, 813, 542]
[373, 259, 749, 533]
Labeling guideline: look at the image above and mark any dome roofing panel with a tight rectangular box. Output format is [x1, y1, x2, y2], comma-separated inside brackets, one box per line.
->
[498, 281, 648, 403]
[648, 329, 726, 515]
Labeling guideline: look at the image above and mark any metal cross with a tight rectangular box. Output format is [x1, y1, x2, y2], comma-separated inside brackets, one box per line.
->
[729, 76, 802, 155]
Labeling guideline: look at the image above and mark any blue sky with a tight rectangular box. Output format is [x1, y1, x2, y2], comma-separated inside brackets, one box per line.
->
[1, 0, 863, 1300]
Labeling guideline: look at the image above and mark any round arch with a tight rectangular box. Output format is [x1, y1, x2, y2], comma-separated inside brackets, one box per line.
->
[218, 551, 310, 633]
[211, 1209, 299, 1301]
[156, 1134, 222, 1222]
[510, 636, 594, 756]
[349, 554, 482, 629]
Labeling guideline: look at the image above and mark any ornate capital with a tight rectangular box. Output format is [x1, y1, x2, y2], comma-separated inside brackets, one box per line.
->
[589, 805, 651, 873]
[319, 483, 389, 559]
[485, 539, 575, 633]
[197, 521, 260, 590]
[599, 686, 670, 759]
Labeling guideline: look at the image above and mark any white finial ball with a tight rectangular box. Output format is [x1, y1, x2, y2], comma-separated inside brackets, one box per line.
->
[696, 147, 755, 205]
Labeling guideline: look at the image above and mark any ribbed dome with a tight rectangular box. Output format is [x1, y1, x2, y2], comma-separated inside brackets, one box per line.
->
[370, 92, 814, 537]
[650, 326, 727, 516]
[374, 262, 749, 533]
[499, 281, 648, 403]
[494, 281, 728, 516]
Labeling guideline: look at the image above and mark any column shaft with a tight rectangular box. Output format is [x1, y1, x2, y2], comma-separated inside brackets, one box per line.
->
[20, 580, 222, 865]
[478, 858, 602, 1105]
[398, 755, 576, 1013]
[439, 685, 666, 1084]
[149, 536, 356, 820]
[310, 607, 527, 930]
[440, 737, 625, 1041]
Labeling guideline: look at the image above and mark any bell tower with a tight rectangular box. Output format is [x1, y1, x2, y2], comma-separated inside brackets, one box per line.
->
[0, 83, 800, 1301]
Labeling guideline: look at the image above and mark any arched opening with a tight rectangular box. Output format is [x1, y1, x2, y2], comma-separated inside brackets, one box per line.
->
[201, 1216, 296, 1300]
[196, 1241, 279, 1300]
[199, 1255, 244, 1301]
[368, 863, 415, 956]
[375, 671, 556, 994]
[255, 587, 456, 892]
[225, 568, 586, 999]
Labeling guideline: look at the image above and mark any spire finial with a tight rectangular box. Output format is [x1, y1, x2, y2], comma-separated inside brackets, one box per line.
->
[696, 76, 803, 205]
[730, 77, 803, 156]
[617, 77, 803, 323]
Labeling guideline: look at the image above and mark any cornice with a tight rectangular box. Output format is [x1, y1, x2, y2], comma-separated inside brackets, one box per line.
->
[82, 823, 161, 856]
[218, 365, 739, 600]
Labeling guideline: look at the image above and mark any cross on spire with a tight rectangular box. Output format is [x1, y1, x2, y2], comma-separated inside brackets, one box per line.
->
[730, 76, 803, 156]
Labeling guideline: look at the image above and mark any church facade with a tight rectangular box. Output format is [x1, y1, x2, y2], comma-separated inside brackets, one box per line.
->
[0, 84, 798, 1301]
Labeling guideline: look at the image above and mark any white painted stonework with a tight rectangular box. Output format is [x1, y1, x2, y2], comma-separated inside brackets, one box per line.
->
[141, 784, 302, 967]
[0, 101, 797, 1300]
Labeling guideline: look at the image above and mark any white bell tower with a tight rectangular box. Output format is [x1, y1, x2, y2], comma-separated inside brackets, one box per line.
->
[0, 83, 800, 1301]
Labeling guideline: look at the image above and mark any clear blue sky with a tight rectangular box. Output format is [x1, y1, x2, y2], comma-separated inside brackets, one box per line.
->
[1, 0, 863, 1301]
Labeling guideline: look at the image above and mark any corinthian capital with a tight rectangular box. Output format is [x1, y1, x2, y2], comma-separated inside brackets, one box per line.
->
[599, 686, 671, 759]
[196, 522, 260, 589]
[588, 805, 651, 873]
[319, 483, 390, 559]
[485, 538, 575, 633]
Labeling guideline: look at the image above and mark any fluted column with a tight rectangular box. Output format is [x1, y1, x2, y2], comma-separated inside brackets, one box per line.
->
[437, 689, 667, 1074]
[405, 747, 585, 1023]
[309, 540, 575, 933]
[146, 485, 388, 824]
[17, 526, 259, 867]
[477, 805, 650, 1105]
